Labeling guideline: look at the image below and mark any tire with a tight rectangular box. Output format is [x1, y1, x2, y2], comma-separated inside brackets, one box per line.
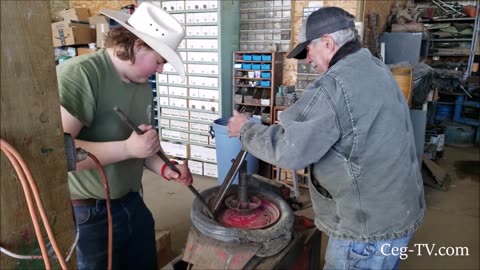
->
[191, 185, 294, 257]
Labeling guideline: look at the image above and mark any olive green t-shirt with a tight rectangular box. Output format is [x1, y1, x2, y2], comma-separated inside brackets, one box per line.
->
[57, 49, 154, 200]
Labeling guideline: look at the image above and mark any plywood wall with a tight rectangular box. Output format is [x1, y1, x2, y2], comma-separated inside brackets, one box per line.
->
[69, 0, 136, 16]
[1, 1, 75, 268]
[363, 0, 400, 55]
[284, 0, 362, 85]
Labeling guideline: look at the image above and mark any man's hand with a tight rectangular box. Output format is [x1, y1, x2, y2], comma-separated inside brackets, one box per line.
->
[163, 164, 193, 186]
[124, 124, 161, 158]
[227, 110, 249, 137]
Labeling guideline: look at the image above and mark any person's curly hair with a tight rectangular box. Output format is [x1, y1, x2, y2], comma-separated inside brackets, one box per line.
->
[104, 26, 152, 63]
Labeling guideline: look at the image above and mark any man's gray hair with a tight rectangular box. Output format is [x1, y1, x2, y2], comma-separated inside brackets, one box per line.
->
[311, 28, 357, 48]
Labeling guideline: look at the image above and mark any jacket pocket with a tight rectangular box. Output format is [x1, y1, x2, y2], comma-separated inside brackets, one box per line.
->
[308, 177, 339, 227]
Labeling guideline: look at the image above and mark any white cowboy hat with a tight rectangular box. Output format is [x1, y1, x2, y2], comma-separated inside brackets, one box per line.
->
[100, 2, 186, 79]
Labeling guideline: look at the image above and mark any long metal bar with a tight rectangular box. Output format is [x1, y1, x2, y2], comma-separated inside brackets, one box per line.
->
[113, 106, 214, 218]
[211, 150, 248, 214]
[238, 160, 248, 204]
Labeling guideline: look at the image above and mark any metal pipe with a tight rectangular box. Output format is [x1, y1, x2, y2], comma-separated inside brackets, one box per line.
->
[210, 150, 248, 214]
[113, 107, 214, 218]
[238, 160, 248, 205]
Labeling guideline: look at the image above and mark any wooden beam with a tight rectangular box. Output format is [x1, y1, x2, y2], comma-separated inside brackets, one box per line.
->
[1, 1, 75, 268]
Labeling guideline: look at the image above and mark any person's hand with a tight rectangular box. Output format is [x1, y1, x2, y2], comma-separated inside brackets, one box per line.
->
[227, 110, 249, 137]
[164, 164, 193, 186]
[124, 124, 160, 158]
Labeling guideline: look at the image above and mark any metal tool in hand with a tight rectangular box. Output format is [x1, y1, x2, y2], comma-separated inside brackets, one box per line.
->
[113, 106, 214, 218]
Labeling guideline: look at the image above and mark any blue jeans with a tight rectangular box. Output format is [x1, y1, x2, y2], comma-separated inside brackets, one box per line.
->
[73, 192, 157, 270]
[324, 234, 413, 270]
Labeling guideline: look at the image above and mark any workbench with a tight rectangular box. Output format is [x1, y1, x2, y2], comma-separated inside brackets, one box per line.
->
[161, 216, 321, 270]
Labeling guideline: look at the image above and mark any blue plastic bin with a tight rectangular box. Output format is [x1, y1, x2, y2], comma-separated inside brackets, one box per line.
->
[260, 81, 271, 87]
[210, 118, 258, 185]
[242, 54, 252, 61]
[252, 55, 262, 61]
[261, 54, 272, 61]
[242, 63, 252, 69]
[261, 72, 271, 78]
[261, 64, 271, 70]
[435, 104, 453, 122]
[252, 64, 261, 70]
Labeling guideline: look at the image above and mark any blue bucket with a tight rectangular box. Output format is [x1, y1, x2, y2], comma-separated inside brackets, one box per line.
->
[209, 118, 258, 185]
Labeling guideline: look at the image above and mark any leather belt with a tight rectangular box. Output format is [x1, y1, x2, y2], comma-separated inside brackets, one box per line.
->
[71, 192, 135, 207]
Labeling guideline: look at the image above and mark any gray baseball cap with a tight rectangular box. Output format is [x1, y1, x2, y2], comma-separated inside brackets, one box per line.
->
[287, 7, 355, 59]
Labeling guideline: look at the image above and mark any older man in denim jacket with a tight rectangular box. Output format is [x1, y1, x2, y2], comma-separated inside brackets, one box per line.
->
[228, 7, 425, 270]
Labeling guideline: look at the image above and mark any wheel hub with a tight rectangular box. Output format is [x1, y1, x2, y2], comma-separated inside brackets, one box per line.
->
[215, 194, 280, 229]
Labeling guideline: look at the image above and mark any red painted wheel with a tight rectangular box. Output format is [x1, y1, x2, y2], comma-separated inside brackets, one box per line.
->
[191, 185, 294, 257]
[216, 194, 280, 229]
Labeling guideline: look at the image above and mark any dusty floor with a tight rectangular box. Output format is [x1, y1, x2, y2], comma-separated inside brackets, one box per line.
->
[143, 146, 479, 269]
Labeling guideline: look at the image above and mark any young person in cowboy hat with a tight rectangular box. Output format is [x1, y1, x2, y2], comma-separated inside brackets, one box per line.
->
[57, 3, 192, 269]
[227, 6, 425, 270]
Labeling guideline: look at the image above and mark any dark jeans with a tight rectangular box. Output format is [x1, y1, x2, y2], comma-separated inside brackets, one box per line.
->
[73, 192, 157, 270]
[324, 233, 414, 270]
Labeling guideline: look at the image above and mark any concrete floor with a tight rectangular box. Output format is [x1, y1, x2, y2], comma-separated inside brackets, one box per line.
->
[143, 146, 479, 269]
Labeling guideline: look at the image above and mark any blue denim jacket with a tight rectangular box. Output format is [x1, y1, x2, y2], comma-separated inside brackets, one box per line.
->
[240, 49, 425, 242]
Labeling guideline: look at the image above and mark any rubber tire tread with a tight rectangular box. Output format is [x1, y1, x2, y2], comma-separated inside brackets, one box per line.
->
[191, 185, 294, 257]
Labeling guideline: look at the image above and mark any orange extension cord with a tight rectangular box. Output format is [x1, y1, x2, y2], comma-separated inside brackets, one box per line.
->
[0, 138, 112, 270]
[87, 152, 113, 270]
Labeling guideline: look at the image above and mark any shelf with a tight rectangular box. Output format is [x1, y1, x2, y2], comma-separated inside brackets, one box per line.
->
[234, 60, 274, 63]
[178, 48, 218, 52]
[184, 61, 219, 65]
[183, 22, 217, 26]
[235, 77, 270, 80]
[234, 85, 272, 89]
[185, 36, 219, 39]
[159, 105, 219, 114]
[167, 8, 218, 14]
[158, 94, 219, 102]
[232, 51, 283, 128]
[162, 126, 211, 136]
[429, 38, 472, 42]
[421, 17, 476, 22]
[234, 69, 272, 72]
[240, 28, 291, 32]
[235, 103, 270, 107]
[429, 53, 472, 56]
[160, 116, 214, 125]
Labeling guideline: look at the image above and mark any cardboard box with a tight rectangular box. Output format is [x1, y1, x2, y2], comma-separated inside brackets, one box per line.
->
[77, 48, 96, 56]
[155, 230, 174, 269]
[56, 8, 90, 22]
[89, 15, 109, 48]
[51, 21, 95, 47]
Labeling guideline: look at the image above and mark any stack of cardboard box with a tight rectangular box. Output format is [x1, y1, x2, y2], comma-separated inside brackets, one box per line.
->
[52, 8, 94, 47]
[51, 8, 109, 56]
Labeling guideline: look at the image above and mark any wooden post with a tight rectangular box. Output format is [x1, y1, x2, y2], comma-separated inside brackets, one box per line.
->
[1, 1, 75, 268]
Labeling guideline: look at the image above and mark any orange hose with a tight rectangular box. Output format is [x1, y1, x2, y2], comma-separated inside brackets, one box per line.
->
[0, 145, 52, 269]
[87, 152, 112, 270]
[2, 140, 68, 270]
[1, 139, 112, 270]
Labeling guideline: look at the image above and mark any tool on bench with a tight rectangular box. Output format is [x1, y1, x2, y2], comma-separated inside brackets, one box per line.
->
[113, 106, 214, 218]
